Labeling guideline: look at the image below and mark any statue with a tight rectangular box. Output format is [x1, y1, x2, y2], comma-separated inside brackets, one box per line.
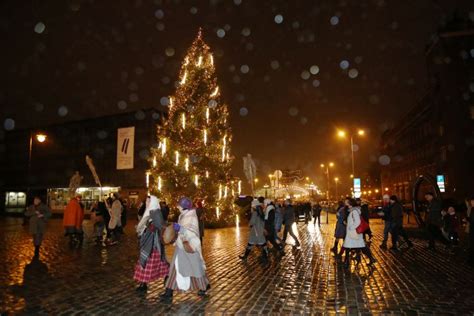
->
[243, 153, 257, 195]
[68, 171, 83, 196]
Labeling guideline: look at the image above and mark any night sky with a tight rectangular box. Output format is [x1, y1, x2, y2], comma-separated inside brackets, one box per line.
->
[1, 0, 473, 191]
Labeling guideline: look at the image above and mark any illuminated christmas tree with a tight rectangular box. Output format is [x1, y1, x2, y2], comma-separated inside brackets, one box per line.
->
[149, 31, 238, 224]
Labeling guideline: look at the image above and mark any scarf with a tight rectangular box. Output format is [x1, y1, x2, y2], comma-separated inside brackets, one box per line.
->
[136, 195, 160, 236]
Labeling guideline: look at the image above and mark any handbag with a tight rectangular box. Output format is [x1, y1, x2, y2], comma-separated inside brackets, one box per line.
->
[356, 215, 369, 234]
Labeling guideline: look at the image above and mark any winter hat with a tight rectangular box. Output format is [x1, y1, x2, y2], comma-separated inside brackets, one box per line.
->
[251, 199, 261, 208]
[178, 197, 193, 210]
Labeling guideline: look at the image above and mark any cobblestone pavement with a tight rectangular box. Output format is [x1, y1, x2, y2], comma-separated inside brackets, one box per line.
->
[1, 215, 474, 315]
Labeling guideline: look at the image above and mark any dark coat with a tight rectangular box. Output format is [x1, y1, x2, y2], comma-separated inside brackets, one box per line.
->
[390, 202, 404, 225]
[312, 204, 322, 216]
[283, 205, 296, 225]
[265, 207, 276, 231]
[196, 207, 205, 238]
[361, 204, 370, 222]
[25, 203, 51, 235]
[426, 199, 443, 227]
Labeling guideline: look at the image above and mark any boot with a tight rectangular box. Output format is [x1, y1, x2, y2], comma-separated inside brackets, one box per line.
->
[34, 246, 40, 258]
[239, 248, 251, 260]
[355, 251, 362, 266]
[331, 240, 338, 253]
[160, 288, 173, 301]
[363, 247, 377, 265]
[343, 249, 350, 269]
[380, 242, 387, 250]
[406, 240, 414, 248]
[260, 246, 269, 262]
[136, 283, 147, 292]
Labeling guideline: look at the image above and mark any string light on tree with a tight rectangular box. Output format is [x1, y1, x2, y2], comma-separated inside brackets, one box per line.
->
[158, 176, 162, 191]
[185, 157, 189, 171]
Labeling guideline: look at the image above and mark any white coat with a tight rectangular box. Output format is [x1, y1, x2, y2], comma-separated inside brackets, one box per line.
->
[108, 199, 122, 230]
[343, 207, 366, 249]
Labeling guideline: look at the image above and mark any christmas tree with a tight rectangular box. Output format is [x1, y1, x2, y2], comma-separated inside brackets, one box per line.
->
[149, 31, 238, 225]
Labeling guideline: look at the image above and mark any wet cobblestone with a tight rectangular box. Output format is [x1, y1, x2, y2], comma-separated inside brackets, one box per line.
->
[1, 216, 473, 315]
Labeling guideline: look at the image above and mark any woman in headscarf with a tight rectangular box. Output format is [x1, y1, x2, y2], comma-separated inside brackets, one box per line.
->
[238, 198, 268, 261]
[160, 197, 210, 302]
[134, 195, 169, 292]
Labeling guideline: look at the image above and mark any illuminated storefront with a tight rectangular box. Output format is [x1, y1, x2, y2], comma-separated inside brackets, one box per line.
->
[4, 192, 27, 214]
[47, 187, 120, 213]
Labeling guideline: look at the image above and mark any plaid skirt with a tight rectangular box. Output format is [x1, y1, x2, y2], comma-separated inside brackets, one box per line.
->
[133, 250, 169, 283]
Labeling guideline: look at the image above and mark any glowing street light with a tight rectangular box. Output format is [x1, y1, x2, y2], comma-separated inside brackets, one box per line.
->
[334, 177, 340, 198]
[36, 134, 47, 143]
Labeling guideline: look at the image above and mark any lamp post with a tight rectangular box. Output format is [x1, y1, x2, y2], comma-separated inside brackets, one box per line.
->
[334, 177, 339, 199]
[320, 162, 334, 200]
[337, 129, 365, 178]
[27, 132, 47, 201]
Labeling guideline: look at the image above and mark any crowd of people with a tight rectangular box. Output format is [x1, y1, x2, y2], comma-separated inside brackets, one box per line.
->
[21, 190, 474, 303]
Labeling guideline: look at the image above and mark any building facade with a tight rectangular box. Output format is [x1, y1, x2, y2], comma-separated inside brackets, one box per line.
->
[0, 109, 165, 214]
[380, 18, 474, 202]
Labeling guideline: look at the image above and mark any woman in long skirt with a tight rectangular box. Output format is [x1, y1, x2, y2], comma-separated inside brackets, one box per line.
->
[160, 197, 210, 302]
[134, 195, 169, 292]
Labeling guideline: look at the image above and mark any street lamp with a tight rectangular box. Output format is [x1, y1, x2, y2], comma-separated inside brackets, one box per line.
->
[320, 162, 335, 200]
[334, 177, 339, 199]
[337, 128, 365, 178]
[28, 132, 48, 201]
[36, 134, 47, 143]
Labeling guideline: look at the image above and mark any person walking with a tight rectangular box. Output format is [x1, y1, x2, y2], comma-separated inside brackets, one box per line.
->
[134, 195, 169, 293]
[63, 195, 84, 247]
[160, 197, 210, 302]
[282, 199, 301, 248]
[106, 193, 123, 245]
[264, 199, 285, 256]
[380, 194, 392, 250]
[389, 195, 413, 250]
[358, 199, 373, 243]
[25, 196, 51, 258]
[91, 201, 108, 244]
[442, 206, 460, 248]
[425, 192, 447, 250]
[331, 201, 347, 256]
[239, 199, 269, 261]
[312, 202, 322, 226]
[274, 202, 284, 243]
[342, 199, 376, 269]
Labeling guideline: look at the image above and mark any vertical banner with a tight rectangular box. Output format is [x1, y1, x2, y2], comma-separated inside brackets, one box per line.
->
[436, 175, 445, 193]
[353, 178, 361, 198]
[117, 127, 135, 170]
